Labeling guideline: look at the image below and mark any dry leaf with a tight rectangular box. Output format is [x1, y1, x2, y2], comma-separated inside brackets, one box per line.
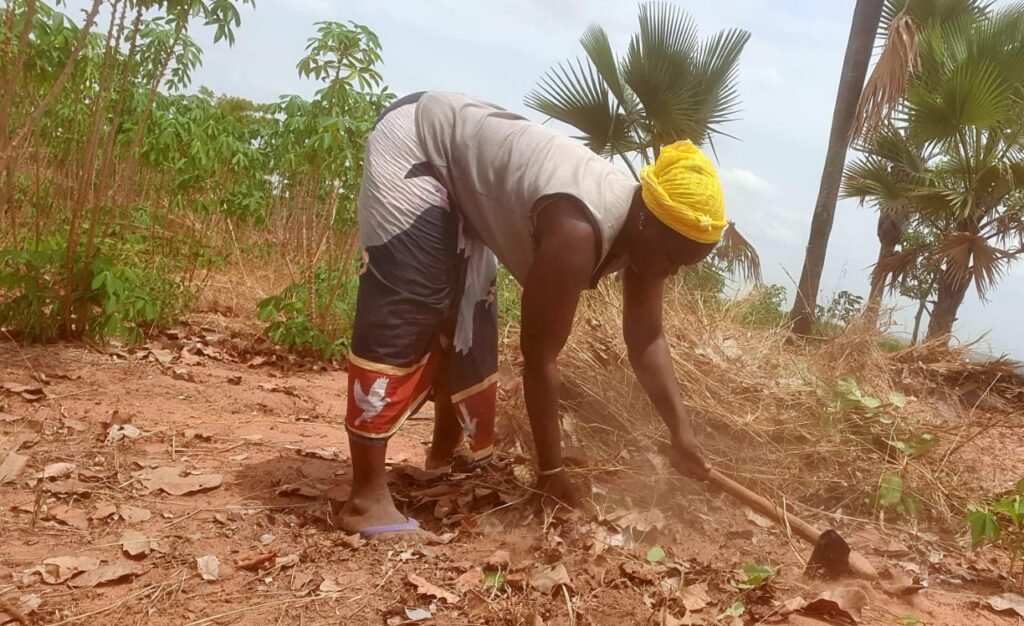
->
[0, 452, 28, 484]
[681, 581, 711, 612]
[45, 478, 91, 495]
[146, 349, 176, 365]
[529, 563, 572, 595]
[36, 556, 101, 584]
[135, 466, 223, 495]
[607, 509, 666, 533]
[776, 595, 807, 616]
[455, 567, 483, 593]
[278, 554, 300, 568]
[277, 484, 321, 498]
[105, 423, 142, 444]
[236, 552, 277, 571]
[118, 505, 152, 523]
[407, 572, 460, 604]
[48, 504, 89, 530]
[405, 607, 432, 622]
[92, 503, 117, 520]
[464, 590, 490, 618]
[68, 562, 148, 588]
[2, 382, 46, 402]
[296, 446, 341, 461]
[42, 462, 76, 479]
[319, 577, 343, 593]
[800, 587, 869, 624]
[196, 555, 220, 581]
[170, 367, 195, 383]
[988, 593, 1024, 618]
[484, 549, 511, 570]
[0, 593, 41, 624]
[744, 508, 775, 529]
[121, 530, 154, 557]
[338, 534, 365, 549]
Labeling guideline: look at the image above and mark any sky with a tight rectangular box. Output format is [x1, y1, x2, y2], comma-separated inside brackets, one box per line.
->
[62, 0, 1024, 358]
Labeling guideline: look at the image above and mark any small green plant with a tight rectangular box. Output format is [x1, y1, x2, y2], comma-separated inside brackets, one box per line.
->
[646, 545, 666, 564]
[735, 284, 787, 328]
[814, 290, 865, 335]
[732, 562, 773, 590]
[256, 264, 358, 360]
[894, 615, 922, 626]
[496, 265, 521, 325]
[965, 479, 1024, 589]
[830, 377, 935, 517]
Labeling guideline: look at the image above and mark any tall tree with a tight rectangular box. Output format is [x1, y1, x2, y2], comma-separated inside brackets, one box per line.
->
[842, 3, 1024, 341]
[789, 0, 885, 336]
[524, 1, 760, 283]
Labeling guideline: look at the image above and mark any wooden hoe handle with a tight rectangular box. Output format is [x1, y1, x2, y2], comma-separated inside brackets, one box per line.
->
[706, 469, 878, 580]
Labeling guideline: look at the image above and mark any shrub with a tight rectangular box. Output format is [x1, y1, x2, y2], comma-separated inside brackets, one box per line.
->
[256, 264, 358, 360]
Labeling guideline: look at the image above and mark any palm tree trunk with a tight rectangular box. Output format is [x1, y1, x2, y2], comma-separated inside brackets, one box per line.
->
[910, 296, 927, 345]
[789, 0, 884, 335]
[925, 273, 971, 342]
[866, 240, 895, 317]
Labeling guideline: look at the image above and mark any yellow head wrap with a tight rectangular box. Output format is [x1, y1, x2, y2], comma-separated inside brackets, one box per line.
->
[639, 140, 727, 244]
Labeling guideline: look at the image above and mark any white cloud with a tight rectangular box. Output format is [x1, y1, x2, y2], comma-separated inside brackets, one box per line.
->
[721, 167, 776, 196]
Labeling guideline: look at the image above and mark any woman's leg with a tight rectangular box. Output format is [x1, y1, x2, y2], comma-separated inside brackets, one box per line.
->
[337, 97, 457, 535]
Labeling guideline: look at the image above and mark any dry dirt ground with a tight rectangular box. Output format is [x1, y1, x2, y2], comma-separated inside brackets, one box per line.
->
[1, 320, 1022, 625]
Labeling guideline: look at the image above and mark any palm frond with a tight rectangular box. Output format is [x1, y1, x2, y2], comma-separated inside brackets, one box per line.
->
[853, 9, 919, 143]
[524, 57, 633, 156]
[874, 241, 933, 294]
[938, 230, 1014, 298]
[692, 27, 750, 138]
[713, 221, 761, 284]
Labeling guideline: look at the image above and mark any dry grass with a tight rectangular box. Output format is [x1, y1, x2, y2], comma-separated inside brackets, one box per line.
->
[498, 280, 1023, 532]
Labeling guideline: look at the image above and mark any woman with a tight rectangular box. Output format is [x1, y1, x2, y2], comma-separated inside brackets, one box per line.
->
[339, 91, 725, 537]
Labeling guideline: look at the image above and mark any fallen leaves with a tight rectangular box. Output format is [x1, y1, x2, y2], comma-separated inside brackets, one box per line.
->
[121, 530, 157, 557]
[48, 504, 89, 530]
[0, 451, 28, 484]
[680, 581, 711, 612]
[277, 483, 321, 498]
[988, 593, 1024, 618]
[42, 462, 76, 479]
[529, 563, 572, 595]
[1, 382, 47, 402]
[67, 562, 148, 588]
[196, 555, 220, 581]
[0, 593, 41, 625]
[119, 505, 152, 523]
[104, 423, 142, 445]
[45, 478, 91, 495]
[407, 572, 460, 604]
[235, 552, 277, 572]
[134, 466, 223, 495]
[30, 556, 101, 584]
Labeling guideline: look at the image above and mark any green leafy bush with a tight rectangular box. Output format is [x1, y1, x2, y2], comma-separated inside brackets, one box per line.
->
[0, 238, 192, 343]
[256, 264, 358, 360]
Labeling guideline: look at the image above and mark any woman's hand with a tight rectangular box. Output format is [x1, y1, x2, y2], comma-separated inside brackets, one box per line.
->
[661, 437, 711, 480]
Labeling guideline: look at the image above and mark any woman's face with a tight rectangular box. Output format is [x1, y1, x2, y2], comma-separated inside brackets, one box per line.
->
[628, 213, 717, 278]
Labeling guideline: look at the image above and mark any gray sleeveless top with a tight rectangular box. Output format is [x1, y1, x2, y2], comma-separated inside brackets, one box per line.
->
[415, 91, 637, 284]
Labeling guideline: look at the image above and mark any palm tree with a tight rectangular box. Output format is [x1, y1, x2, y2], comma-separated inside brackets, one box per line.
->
[789, 0, 885, 336]
[524, 2, 760, 282]
[843, 2, 1024, 341]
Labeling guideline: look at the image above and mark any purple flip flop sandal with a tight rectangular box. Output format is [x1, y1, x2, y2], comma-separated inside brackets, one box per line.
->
[358, 517, 421, 539]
